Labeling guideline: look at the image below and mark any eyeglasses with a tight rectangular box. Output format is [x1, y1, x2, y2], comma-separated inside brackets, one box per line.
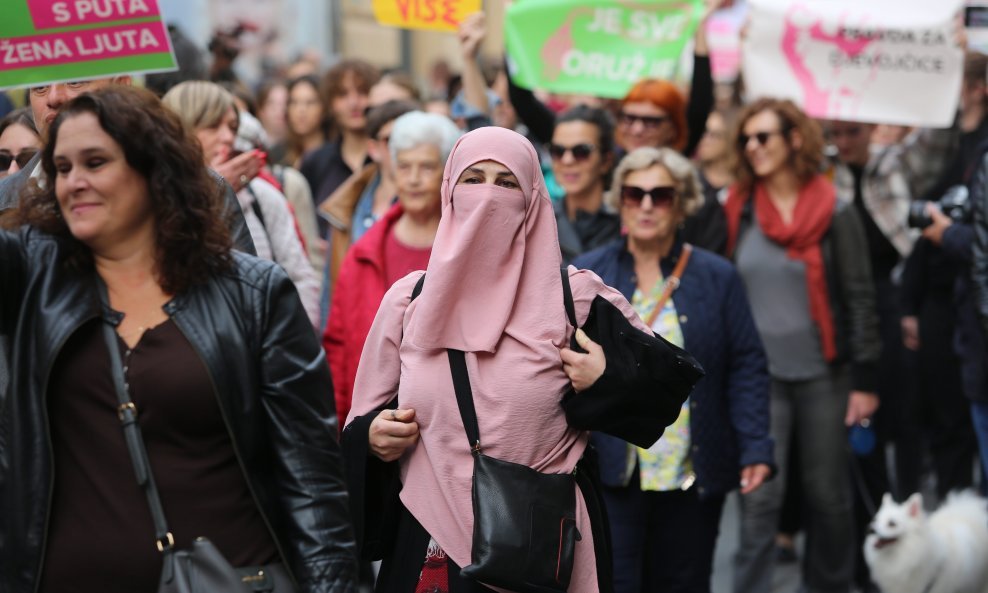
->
[548, 142, 596, 161]
[738, 130, 786, 149]
[620, 185, 677, 208]
[619, 112, 669, 129]
[0, 149, 39, 171]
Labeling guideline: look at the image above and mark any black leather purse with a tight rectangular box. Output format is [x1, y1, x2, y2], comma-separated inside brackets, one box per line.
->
[447, 349, 579, 593]
[98, 287, 295, 593]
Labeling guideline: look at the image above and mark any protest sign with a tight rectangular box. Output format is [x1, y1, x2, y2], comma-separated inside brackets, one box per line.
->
[371, 0, 481, 32]
[0, 0, 176, 89]
[706, 3, 747, 83]
[505, 0, 704, 99]
[742, 0, 963, 127]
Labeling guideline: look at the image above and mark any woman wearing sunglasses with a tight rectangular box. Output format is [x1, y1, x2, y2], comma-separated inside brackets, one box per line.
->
[549, 105, 621, 264]
[573, 146, 773, 593]
[724, 98, 880, 593]
[0, 108, 41, 179]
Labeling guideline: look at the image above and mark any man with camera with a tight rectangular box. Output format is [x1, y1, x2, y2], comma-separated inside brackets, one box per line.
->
[900, 51, 988, 497]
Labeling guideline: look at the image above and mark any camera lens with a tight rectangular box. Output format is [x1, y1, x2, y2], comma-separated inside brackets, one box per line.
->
[907, 201, 932, 229]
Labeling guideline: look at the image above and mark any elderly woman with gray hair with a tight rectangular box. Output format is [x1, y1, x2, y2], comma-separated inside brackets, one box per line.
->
[573, 147, 774, 593]
[324, 111, 461, 424]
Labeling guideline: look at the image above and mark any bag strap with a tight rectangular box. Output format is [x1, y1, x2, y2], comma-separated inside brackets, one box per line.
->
[643, 243, 693, 329]
[447, 349, 482, 452]
[97, 283, 177, 576]
[560, 267, 577, 328]
[446, 269, 577, 453]
[245, 183, 274, 254]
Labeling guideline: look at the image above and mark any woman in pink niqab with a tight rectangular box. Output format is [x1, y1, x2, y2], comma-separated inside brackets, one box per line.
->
[342, 126, 650, 593]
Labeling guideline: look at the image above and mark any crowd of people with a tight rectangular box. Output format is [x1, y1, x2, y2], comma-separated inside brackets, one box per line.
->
[2, 4, 988, 593]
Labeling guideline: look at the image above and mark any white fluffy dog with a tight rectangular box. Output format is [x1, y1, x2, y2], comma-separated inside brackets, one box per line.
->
[864, 491, 988, 593]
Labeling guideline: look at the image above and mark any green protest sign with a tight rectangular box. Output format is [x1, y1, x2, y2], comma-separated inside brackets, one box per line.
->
[505, 0, 704, 98]
[0, 0, 176, 90]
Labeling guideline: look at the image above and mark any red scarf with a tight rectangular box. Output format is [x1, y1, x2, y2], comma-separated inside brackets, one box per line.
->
[724, 175, 838, 362]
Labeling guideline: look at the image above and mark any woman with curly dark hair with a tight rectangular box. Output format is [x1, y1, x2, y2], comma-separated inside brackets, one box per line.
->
[0, 85, 357, 593]
[724, 97, 880, 593]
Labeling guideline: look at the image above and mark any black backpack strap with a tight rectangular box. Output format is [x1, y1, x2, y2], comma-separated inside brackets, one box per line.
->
[447, 349, 482, 451]
[561, 267, 577, 328]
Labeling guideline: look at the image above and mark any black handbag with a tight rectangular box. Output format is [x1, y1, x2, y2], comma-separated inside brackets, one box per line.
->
[447, 349, 579, 593]
[559, 270, 705, 449]
[98, 288, 295, 593]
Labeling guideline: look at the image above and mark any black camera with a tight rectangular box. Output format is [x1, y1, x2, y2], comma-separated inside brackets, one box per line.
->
[907, 185, 971, 229]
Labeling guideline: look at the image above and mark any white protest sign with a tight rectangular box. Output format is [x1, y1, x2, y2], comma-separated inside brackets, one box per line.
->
[742, 0, 964, 127]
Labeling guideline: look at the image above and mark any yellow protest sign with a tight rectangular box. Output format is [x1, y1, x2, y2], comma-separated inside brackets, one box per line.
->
[371, 0, 481, 32]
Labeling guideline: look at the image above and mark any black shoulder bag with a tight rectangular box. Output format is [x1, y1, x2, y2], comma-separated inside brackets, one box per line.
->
[445, 269, 583, 593]
[447, 350, 579, 592]
[98, 286, 295, 593]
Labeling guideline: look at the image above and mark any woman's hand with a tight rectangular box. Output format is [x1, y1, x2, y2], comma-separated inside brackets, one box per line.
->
[560, 329, 606, 392]
[845, 391, 879, 427]
[369, 408, 420, 462]
[215, 149, 263, 192]
[458, 12, 486, 60]
[740, 463, 771, 494]
[901, 315, 920, 351]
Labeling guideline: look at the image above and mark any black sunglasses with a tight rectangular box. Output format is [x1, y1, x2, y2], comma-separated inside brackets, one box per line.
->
[619, 112, 669, 129]
[548, 142, 596, 161]
[738, 130, 787, 149]
[620, 185, 677, 207]
[0, 149, 38, 171]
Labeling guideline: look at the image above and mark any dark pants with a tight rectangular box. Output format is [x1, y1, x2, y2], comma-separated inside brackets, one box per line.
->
[603, 480, 725, 593]
[897, 293, 977, 497]
[735, 372, 855, 593]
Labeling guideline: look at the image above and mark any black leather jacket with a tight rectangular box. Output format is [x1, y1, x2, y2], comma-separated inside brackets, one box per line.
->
[0, 228, 357, 593]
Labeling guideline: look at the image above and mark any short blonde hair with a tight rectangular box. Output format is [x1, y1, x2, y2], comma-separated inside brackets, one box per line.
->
[608, 147, 702, 216]
[162, 80, 237, 131]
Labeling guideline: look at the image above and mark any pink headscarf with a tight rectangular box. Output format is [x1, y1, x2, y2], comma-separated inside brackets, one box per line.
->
[405, 126, 564, 353]
[348, 126, 645, 587]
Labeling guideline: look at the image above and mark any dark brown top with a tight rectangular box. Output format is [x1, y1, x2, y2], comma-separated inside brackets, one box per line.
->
[39, 318, 278, 593]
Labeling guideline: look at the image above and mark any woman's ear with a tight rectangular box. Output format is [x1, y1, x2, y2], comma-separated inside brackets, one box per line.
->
[788, 128, 803, 152]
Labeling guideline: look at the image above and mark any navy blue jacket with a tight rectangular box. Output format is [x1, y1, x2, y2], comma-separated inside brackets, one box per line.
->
[942, 222, 988, 403]
[574, 238, 774, 498]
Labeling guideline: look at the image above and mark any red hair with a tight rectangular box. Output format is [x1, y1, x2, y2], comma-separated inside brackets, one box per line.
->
[622, 79, 688, 151]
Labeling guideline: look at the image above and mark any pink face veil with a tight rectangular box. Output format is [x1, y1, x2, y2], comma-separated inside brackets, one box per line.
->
[404, 126, 566, 353]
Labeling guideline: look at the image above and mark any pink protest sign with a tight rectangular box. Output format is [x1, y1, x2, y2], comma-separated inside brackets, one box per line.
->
[0, 0, 175, 89]
[0, 22, 170, 72]
[27, 0, 156, 30]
